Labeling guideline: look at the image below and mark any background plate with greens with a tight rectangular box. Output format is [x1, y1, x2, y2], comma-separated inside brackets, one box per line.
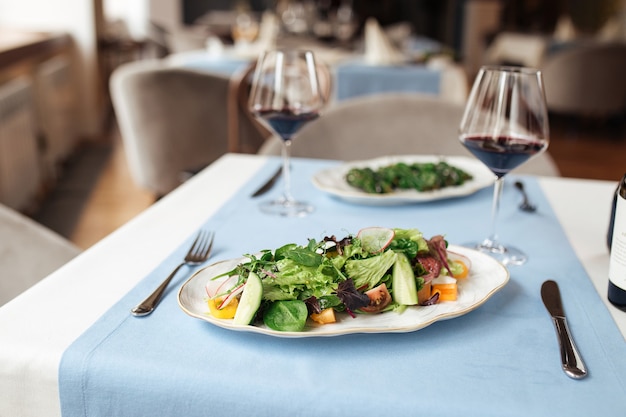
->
[311, 155, 494, 206]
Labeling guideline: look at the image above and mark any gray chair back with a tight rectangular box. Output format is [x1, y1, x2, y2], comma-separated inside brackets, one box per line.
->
[0, 204, 80, 307]
[258, 93, 560, 177]
[110, 60, 231, 197]
[227, 62, 273, 154]
[541, 42, 626, 117]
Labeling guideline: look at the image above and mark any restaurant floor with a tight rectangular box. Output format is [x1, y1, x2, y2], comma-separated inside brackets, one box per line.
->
[34, 113, 625, 250]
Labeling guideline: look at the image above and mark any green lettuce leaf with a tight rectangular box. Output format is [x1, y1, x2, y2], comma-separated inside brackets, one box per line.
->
[262, 258, 339, 301]
[344, 249, 397, 290]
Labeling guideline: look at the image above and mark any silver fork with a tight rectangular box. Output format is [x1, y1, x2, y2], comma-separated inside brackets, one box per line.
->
[131, 230, 215, 317]
[514, 180, 537, 213]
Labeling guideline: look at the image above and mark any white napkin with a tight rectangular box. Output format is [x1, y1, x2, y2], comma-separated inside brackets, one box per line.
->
[363, 18, 404, 65]
[205, 36, 225, 57]
[255, 12, 279, 50]
[596, 17, 623, 41]
[485, 32, 548, 68]
[553, 15, 577, 42]
[232, 12, 279, 58]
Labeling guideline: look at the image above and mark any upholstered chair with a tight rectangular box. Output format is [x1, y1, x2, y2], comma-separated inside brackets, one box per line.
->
[540, 42, 626, 118]
[0, 203, 80, 307]
[110, 60, 232, 197]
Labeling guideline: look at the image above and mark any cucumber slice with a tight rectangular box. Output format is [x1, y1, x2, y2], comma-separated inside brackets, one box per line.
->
[233, 272, 263, 325]
[392, 253, 418, 305]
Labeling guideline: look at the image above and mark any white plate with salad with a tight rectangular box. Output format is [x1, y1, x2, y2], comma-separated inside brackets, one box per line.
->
[311, 155, 494, 205]
[178, 228, 509, 338]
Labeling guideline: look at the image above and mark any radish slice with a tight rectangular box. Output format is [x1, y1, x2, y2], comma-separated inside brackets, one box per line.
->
[447, 251, 472, 272]
[357, 227, 395, 253]
[205, 275, 239, 298]
[218, 283, 245, 309]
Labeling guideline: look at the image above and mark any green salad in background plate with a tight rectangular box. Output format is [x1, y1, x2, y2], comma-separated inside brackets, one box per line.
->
[311, 155, 494, 205]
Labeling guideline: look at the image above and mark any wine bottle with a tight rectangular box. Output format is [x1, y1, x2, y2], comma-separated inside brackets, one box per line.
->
[608, 173, 626, 311]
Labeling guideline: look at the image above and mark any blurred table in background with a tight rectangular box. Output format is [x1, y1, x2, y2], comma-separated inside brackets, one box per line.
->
[166, 46, 468, 105]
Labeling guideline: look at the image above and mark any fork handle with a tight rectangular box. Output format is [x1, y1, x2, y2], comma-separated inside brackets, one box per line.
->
[131, 262, 185, 317]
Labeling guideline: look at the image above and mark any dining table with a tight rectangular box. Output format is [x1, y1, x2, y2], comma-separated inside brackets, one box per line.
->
[165, 46, 468, 105]
[1, 153, 625, 417]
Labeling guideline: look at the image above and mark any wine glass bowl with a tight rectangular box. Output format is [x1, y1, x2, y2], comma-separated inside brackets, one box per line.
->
[459, 65, 550, 265]
[249, 49, 327, 217]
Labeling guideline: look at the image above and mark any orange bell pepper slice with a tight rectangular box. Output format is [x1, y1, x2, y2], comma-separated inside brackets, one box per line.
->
[431, 276, 458, 302]
[208, 297, 239, 319]
[310, 308, 336, 324]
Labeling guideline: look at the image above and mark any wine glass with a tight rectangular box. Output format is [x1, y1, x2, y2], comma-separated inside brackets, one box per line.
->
[249, 49, 326, 217]
[459, 65, 550, 265]
[231, 8, 259, 48]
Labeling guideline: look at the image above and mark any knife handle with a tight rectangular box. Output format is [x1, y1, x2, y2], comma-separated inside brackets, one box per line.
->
[551, 317, 588, 379]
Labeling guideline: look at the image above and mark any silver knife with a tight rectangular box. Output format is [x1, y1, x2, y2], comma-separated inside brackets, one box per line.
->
[251, 166, 282, 198]
[540, 280, 588, 379]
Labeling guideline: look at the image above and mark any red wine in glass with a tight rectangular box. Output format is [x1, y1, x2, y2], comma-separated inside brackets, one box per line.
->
[459, 66, 550, 265]
[461, 135, 548, 178]
[254, 109, 320, 141]
[248, 49, 327, 217]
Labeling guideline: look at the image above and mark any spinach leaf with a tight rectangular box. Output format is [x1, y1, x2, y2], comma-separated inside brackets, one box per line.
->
[275, 243, 297, 261]
[285, 247, 323, 267]
[263, 300, 308, 331]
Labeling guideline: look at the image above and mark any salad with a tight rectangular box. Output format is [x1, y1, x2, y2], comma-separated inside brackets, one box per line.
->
[345, 161, 473, 194]
[205, 227, 471, 332]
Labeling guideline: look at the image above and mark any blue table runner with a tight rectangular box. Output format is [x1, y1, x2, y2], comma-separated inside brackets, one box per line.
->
[334, 62, 440, 101]
[60, 157, 626, 417]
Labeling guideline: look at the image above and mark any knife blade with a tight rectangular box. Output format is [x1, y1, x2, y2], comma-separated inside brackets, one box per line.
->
[540, 280, 588, 379]
[251, 166, 282, 197]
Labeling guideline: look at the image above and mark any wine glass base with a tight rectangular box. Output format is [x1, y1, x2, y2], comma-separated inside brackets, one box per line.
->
[465, 240, 527, 266]
[259, 198, 314, 217]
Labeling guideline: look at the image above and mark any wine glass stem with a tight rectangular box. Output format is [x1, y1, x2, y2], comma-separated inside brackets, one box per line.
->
[281, 139, 294, 202]
[487, 176, 504, 245]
